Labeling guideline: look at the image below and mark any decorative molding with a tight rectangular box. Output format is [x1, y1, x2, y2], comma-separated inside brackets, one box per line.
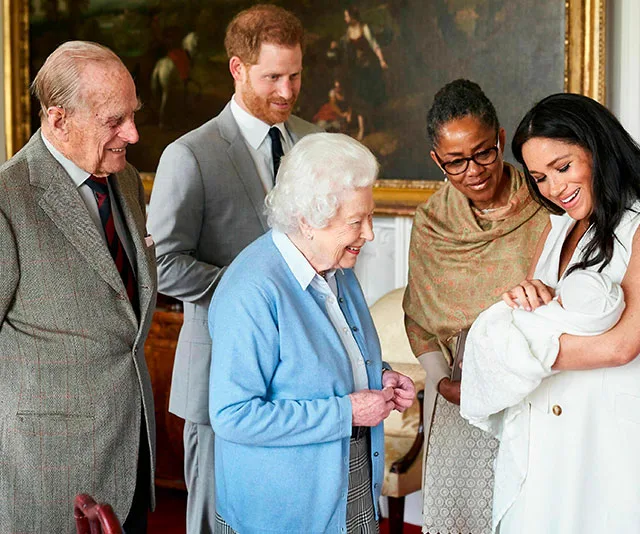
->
[354, 215, 413, 305]
[373, 179, 441, 216]
[610, 0, 640, 141]
[565, 0, 607, 102]
[4, 0, 29, 159]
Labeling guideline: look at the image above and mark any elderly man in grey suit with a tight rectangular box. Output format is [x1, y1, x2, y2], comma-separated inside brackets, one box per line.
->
[0, 42, 157, 533]
[146, 4, 320, 532]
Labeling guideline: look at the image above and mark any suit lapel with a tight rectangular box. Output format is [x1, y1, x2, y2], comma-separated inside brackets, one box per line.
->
[27, 132, 142, 326]
[285, 117, 302, 144]
[218, 104, 269, 231]
[109, 172, 156, 328]
[32, 152, 126, 297]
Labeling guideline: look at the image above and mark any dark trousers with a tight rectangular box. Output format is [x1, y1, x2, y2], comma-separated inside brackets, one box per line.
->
[122, 413, 150, 533]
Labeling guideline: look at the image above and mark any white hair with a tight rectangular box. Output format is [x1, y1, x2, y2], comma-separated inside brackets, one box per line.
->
[31, 41, 125, 119]
[265, 133, 379, 233]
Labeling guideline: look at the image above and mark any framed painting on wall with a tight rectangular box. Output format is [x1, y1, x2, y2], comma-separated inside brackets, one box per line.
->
[4, 0, 605, 214]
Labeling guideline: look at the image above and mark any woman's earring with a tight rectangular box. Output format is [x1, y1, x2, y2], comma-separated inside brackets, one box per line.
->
[307, 233, 314, 240]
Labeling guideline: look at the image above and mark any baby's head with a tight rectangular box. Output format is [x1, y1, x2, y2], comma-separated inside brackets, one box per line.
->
[559, 271, 620, 315]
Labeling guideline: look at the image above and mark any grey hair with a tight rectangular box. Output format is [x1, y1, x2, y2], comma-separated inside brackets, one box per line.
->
[265, 133, 379, 233]
[31, 41, 125, 120]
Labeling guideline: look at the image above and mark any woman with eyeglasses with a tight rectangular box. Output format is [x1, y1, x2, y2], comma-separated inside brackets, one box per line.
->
[402, 79, 549, 533]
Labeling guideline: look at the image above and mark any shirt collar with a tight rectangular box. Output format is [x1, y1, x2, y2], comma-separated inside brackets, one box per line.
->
[41, 131, 92, 187]
[272, 230, 336, 291]
[230, 94, 287, 150]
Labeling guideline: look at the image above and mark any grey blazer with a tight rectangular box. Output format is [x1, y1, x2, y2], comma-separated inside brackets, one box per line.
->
[147, 102, 320, 424]
[0, 132, 157, 532]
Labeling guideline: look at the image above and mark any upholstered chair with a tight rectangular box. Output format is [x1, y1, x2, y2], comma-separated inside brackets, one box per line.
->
[369, 288, 426, 534]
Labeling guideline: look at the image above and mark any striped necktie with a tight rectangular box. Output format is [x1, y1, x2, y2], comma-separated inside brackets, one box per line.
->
[85, 175, 137, 306]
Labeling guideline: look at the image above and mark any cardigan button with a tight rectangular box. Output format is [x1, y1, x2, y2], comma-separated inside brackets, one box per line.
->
[552, 404, 562, 416]
[373, 451, 379, 457]
[339, 297, 345, 303]
[366, 360, 372, 365]
[351, 326, 359, 332]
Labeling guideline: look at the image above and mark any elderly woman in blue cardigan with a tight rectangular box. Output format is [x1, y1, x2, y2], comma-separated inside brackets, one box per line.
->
[208, 133, 415, 534]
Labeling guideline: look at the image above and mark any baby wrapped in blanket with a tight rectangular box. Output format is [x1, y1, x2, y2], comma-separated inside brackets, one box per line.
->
[460, 269, 625, 433]
[459, 270, 625, 531]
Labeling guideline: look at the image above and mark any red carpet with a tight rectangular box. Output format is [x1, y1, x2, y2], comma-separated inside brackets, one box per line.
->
[149, 487, 422, 533]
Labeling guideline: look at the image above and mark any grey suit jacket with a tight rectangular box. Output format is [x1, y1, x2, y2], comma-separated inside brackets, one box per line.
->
[0, 132, 157, 533]
[147, 102, 320, 424]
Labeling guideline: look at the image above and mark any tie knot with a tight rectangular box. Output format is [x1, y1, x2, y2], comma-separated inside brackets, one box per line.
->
[268, 127, 281, 143]
[85, 175, 109, 195]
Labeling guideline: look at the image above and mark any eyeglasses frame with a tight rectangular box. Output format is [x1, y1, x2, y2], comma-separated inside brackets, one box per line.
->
[433, 136, 501, 176]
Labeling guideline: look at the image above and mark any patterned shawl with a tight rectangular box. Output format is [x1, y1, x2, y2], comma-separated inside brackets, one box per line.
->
[403, 163, 549, 362]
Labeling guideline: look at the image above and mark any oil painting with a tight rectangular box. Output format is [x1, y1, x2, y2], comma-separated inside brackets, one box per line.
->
[6, 0, 605, 210]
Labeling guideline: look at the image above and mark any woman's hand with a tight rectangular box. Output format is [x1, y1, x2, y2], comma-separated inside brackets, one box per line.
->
[502, 278, 555, 311]
[382, 370, 416, 412]
[437, 377, 460, 405]
[350, 387, 395, 426]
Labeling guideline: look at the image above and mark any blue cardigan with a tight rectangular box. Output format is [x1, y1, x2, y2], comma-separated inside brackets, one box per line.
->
[209, 232, 385, 534]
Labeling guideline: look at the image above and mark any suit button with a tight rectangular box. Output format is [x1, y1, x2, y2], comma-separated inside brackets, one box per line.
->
[133, 347, 138, 356]
[552, 404, 562, 416]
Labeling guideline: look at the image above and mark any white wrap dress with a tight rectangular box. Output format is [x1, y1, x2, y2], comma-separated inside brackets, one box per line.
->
[496, 202, 640, 533]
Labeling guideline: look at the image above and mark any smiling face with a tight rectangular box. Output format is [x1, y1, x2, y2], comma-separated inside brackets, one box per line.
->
[521, 137, 594, 221]
[233, 43, 302, 125]
[431, 115, 509, 210]
[303, 187, 375, 273]
[63, 63, 140, 177]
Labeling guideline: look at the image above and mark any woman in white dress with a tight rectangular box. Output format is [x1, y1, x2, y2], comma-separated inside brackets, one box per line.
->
[496, 93, 640, 533]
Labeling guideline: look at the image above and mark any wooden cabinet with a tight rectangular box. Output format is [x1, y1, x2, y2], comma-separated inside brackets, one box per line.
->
[144, 309, 186, 489]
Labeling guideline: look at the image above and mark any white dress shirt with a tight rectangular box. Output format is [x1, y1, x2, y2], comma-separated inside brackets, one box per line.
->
[272, 230, 369, 391]
[41, 131, 136, 268]
[230, 95, 293, 192]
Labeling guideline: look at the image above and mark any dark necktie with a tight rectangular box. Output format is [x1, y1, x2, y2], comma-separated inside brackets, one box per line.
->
[85, 175, 137, 305]
[268, 126, 284, 183]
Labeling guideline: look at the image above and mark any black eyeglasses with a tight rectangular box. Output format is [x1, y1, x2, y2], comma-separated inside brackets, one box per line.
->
[434, 139, 500, 176]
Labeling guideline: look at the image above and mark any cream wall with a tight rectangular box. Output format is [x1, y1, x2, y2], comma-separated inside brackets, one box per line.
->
[608, 0, 640, 142]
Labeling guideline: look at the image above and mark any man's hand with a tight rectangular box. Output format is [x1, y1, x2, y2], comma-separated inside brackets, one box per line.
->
[437, 377, 461, 405]
[350, 387, 395, 426]
[382, 370, 416, 412]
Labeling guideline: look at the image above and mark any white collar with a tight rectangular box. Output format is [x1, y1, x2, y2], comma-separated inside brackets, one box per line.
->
[230, 94, 287, 150]
[41, 131, 92, 187]
[272, 230, 336, 291]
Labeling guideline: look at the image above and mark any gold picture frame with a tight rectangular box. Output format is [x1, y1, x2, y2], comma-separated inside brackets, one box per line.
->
[4, 0, 606, 214]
